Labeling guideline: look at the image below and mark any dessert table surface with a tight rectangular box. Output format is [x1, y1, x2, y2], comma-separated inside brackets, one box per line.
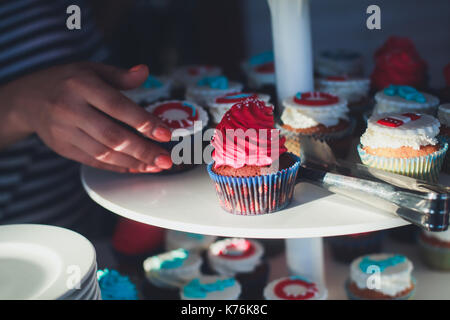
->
[81, 165, 450, 239]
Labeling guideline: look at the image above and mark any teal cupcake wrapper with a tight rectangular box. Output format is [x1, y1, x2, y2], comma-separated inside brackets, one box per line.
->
[207, 153, 301, 215]
[357, 140, 448, 183]
[345, 278, 416, 300]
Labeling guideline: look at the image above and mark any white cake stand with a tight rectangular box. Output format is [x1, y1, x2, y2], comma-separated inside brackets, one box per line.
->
[81, 0, 449, 290]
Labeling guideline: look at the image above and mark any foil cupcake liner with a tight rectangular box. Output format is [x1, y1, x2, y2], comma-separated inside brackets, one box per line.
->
[357, 140, 448, 183]
[207, 153, 301, 215]
[344, 278, 416, 300]
[418, 236, 450, 271]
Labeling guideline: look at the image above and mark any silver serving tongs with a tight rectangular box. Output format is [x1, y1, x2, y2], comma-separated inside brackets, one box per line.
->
[295, 136, 449, 232]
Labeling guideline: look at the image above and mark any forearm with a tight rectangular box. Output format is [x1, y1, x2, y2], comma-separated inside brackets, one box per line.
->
[0, 83, 32, 149]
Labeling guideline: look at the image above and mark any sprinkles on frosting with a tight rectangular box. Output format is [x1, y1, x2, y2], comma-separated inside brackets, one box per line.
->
[97, 269, 138, 300]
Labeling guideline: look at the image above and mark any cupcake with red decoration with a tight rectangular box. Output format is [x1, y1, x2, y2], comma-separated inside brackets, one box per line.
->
[242, 51, 276, 90]
[207, 99, 300, 215]
[207, 238, 269, 299]
[122, 75, 171, 105]
[371, 36, 428, 91]
[145, 100, 209, 172]
[278, 91, 354, 158]
[358, 112, 447, 182]
[373, 85, 439, 115]
[207, 92, 271, 126]
[264, 276, 327, 300]
[316, 76, 370, 110]
[315, 49, 363, 77]
[185, 76, 243, 106]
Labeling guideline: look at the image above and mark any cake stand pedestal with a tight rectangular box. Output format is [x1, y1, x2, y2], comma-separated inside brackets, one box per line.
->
[268, 0, 323, 283]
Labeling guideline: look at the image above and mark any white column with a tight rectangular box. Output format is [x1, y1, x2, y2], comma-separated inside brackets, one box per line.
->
[285, 238, 324, 285]
[268, 0, 314, 107]
[268, 0, 324, 287]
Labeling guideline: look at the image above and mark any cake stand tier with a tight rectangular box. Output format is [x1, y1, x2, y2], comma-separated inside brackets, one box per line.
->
[80, 164, 420, 239]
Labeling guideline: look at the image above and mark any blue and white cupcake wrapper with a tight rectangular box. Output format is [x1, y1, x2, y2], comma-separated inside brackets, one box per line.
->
[345, 278, 416, 300]
[207, 153, 301, 215]
[439, 134, 450, 173]
[357, 140, 448, 183]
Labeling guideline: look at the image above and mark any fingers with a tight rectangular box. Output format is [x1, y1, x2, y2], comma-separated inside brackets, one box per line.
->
[83, 62, 149, 90]
[68, 72, 172, 143]
[69, 128, 163, 172]
[74, 105, 173, 170]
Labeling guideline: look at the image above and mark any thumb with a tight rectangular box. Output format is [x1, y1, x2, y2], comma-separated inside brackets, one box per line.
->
[88, 63, 149, 90]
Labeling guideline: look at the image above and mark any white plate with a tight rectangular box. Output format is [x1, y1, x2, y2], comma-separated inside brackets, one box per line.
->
[61, 265, 98, 300]
[0, 224, 96, 300]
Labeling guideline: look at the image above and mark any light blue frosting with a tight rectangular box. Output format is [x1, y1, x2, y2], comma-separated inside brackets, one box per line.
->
[383, 85, 426, 103]
[142, 75, 163, 89]
[97, 269, 138, 300]
[183, 278, 236, 298]
[295, 92, 303, 100]
[182, 102, 197, 117]
[186, 232, 205, 240]
[359, 255, 406, 273]
[160, 249, 189, 269]
[223, 93, 253, 100]
[197, 76, 229, 89]
[290, 275, 313, 283]
[249, 51, 274, 66]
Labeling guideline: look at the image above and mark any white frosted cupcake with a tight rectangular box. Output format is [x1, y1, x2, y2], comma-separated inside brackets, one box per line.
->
[242, 51, 275, 89]
[264, 276, 327, 300]
[316, 76, 370, 108]
[143, 248, 202, 289]
[165, 230, 217, 252]
[171, 65, 222, 89]
[279, 91, 353, 158]
[346, 253, 415, 300]
[181, 276, 241, 300]
[185, 76, 243, 106]
[373, 85, 440, 115]
[358, 112, 447, 182]
[315, 49, 363, 77]
[122, 75, 171, 104]
[207, 92, 271, 125]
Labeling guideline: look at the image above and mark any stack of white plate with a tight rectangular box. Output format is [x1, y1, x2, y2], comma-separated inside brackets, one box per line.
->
[0, 224, 102, 300]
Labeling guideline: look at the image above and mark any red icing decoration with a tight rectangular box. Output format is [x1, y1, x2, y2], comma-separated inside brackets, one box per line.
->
[255, 62, 275, 74]
[152, 102, 199, 129]
[326, 76, 348, 81]
[377, 113, 421, 127]
[371, 36, 427, 90]
[273, 278, 318, 300]
[187, 65, 214, 76]
[218, 240, 256, 260]
[293, 92, 339, 106]
[212, 99, 287, 168]
[215, 92, 258, 104]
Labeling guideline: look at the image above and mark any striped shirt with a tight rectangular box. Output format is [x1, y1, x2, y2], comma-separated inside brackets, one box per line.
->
[0, 0, 109, 226]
